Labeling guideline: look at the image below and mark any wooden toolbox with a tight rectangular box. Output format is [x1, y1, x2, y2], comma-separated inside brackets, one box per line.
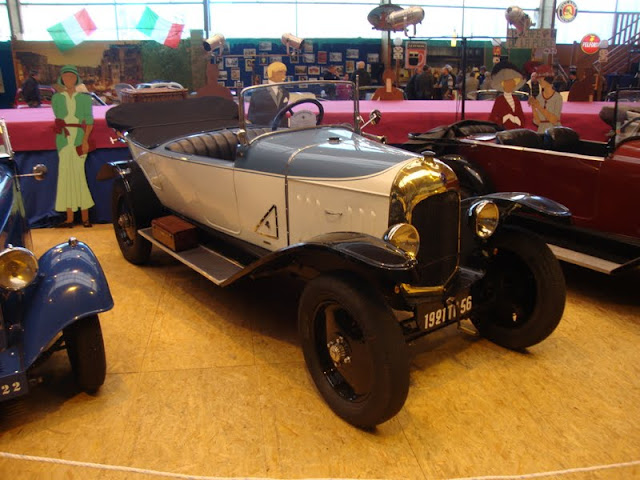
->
[120, 88, 188, 104]
[151, 215, 198, 252]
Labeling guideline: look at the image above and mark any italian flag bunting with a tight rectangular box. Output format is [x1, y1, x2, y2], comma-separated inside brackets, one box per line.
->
[136, 7, 184, 49]
[47, 9, 97, 52]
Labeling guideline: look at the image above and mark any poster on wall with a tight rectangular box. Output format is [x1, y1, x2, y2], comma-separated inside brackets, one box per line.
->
[244, 48, 256, 57]
[218, 70, 228, 80]
[308, 66, 320, 76]
[290, 53, 299, 64]
[304, 54, 315, 63]
[259, 42, 272, 51]
[245, 59, 254, 71]
[405, 41, 427, 69]
[367, 53, 379, 64]
[346, 49, 359, 59]
[346, 60, 355, 73]
[329, 52, 342, 62]
[231, 69, 240, 80]
[304, 42, 313, 53]
[317, 51, 327, 64]
[295, 65, 307, 75]
[226, 57, 239, 68]
[270, 55, 283, 63]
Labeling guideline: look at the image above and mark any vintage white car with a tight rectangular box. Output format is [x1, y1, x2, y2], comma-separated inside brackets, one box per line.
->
[102, 80, 568, 428]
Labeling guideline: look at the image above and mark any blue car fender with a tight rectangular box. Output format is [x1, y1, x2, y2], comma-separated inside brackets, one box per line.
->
[22, 239, 114, 367]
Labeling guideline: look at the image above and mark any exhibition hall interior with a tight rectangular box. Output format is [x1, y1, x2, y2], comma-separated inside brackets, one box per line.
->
[1, 0, 640, 479]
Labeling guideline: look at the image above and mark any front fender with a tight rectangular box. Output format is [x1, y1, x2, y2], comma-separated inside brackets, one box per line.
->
[473, 192, 572, 222]
[22, 239, 113, 367]
[225, 231, 417, 287]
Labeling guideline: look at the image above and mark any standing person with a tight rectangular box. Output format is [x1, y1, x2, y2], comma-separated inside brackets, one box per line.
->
[477, 66, 487, 87]
[248, 61, 290, 126]
[350, 61, 371, 87]
[465, 69, 480, 100]
[52, 65, 95, 228]
[405, 69, 419, 100]
[21, 70, 42, 107]
[439, 65, 454, 100]
[521, 71, 540, 98]
[415, 65, 434, 100]
[488, 61, 526, 129]
[323, 64, 340, 98]
[529, 65, 563, 133]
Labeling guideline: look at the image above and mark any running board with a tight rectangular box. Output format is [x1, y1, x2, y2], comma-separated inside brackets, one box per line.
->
[547, 243, 630, 275]
[138, 228, 245, 285]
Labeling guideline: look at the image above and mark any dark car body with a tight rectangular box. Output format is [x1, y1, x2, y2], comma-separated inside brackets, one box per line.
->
[0, 120, 113, 400]
[402, 93, 640, 275]
[15, 86, 107, 108]
[101, 82, 568, 428]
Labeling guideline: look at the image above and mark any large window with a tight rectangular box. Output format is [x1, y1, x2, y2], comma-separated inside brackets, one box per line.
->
[8, 0, 640, 43]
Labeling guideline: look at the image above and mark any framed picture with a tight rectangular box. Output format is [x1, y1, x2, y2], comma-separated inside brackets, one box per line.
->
[317, 51, 327, 64]
[346, 60, 355, 73]
[235, 81, 244, 88]
[367, 53, 380, 63]
[299, 76, 308, 82]
[329, 52, 342, 62]
[259, 41, 272, 51]
[290, 53, 299, 64]
[295, 65, 307, 75]
[243, 48, 256, 57]
[269, 55, 283, 63]
[346, 48, 359, 59]
[245, 59, 255, 71]
[308, 66, 320, 76]
[231, 69, 241, 80]
[218, 70, 228, 80]
[225, 57, 238, 68]
[304, 54, 315, 63]
[259, 56, 268, 65]
[263, 66, 269, 77]
[303, 42, 313, 53]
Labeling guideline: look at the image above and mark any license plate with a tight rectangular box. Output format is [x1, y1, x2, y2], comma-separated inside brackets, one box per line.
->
[421, 293, 473, 331]
[0, 373, 28, 401]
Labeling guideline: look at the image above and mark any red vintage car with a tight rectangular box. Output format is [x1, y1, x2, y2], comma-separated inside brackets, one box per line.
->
[402, 91, 640, 275]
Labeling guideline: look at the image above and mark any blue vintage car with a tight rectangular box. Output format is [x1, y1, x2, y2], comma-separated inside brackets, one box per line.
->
[103, 81, 568, 428]
[0, 120, 113, 400]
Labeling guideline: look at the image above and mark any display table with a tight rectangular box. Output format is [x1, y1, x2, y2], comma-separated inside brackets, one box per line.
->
[1, 100, 612, 226]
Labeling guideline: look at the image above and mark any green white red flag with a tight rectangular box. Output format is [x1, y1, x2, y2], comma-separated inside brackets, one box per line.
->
[47, 9, 97, 52]
[136, 7, 184, 48]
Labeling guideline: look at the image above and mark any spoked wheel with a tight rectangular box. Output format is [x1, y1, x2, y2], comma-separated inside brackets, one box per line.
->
[64, 314, 106, 393]
[298, 274, 409, 428]
[471, 227, 566, 350]
[111, 180, 151, 264]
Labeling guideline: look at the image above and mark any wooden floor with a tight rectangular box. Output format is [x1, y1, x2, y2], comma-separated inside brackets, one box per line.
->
[1, 224, 639, 480]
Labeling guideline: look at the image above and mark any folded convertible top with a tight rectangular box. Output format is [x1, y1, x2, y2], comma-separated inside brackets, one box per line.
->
[106, 96, 239, 149]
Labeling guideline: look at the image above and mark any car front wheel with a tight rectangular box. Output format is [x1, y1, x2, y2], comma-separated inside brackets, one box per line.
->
[298, 273, 409, 428]
[64, 314, 106, 393]
[471, 227, 566, 350]
[111, 180, 151, 265]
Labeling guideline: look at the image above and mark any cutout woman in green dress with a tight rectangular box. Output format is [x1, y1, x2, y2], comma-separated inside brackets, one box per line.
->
[53, 64, 94, 227]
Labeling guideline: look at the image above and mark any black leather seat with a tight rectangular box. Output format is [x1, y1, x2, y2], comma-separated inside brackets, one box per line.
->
[543, 126, 580, 152]
[496, 128, 544, 149]
[166, 127, 274, 160]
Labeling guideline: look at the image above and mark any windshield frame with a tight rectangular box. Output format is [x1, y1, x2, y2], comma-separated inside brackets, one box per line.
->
[238, 80, 360, 133]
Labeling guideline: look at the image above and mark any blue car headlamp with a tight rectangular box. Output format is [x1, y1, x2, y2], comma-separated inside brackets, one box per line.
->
[384, 223, 420, 259]
[0, 246, 39, 291]
[470, 200, 500, 239]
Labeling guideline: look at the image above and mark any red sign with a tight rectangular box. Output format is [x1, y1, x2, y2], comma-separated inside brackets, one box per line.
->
[580, 34, 601, 55]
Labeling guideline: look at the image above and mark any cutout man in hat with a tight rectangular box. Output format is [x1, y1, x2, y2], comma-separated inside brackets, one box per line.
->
[488, 60, 526, 130]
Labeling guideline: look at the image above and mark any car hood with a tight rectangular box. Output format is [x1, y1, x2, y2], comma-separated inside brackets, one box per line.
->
[239, 127, 420, 179]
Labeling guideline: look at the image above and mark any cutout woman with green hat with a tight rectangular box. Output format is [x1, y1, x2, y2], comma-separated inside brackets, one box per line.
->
[52, 64, 95, 228]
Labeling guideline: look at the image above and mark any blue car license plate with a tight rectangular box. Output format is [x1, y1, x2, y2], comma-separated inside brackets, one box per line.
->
[1, 372, 28, 401]
[420, 293, 473, 332]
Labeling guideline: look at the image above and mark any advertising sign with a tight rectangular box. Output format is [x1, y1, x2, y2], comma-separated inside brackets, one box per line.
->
[508, 28, 556, 49]
[405, 41, 427, 69]
[556, 0, 578, 23]
[581, 34, 601, 55]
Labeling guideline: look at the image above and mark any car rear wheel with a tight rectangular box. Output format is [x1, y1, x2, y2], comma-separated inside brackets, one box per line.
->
[64, 314, 106, 393]
[298, 273, 409, 428]
[112, 180, 151, 264]
[471, 227, 566, 350]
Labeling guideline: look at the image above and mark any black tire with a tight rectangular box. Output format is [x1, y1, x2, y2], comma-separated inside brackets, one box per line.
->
[298, 273, 410, 428]
[112, 179, 151, 265]
[471, 227, 566, 350]
[64, 315, 106, 393]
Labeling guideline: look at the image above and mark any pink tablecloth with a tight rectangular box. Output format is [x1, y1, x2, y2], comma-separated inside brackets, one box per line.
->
[0, 100, 611, 152]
